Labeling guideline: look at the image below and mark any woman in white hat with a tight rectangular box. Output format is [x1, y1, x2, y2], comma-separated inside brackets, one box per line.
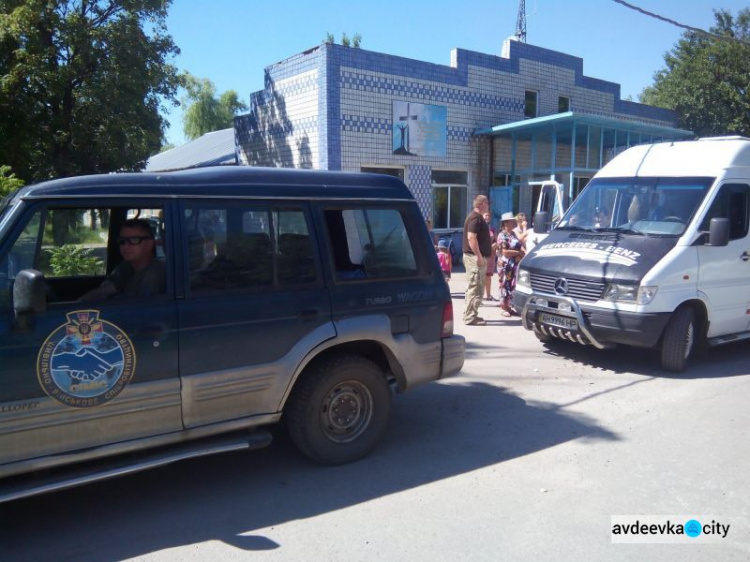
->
[496, 212, 525, 316]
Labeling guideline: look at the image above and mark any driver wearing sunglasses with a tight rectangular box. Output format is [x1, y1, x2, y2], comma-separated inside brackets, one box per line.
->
[81, 218, 166, 300]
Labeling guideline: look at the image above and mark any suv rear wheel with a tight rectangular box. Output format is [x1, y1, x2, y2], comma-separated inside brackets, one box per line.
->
[286, 354, 391, 464]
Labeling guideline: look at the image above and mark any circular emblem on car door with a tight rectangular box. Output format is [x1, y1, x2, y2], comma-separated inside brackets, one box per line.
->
[36, 310, 136, 408]
[553, 278, 569, 296]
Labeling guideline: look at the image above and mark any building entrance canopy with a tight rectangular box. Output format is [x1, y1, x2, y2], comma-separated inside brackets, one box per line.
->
[476, 111, 694, 196]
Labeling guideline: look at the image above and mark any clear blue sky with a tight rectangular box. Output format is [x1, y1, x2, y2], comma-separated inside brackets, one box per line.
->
[163, 0, 748, 146]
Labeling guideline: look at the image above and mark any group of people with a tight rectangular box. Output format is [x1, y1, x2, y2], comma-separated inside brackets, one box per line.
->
[458, 195, 528, 326]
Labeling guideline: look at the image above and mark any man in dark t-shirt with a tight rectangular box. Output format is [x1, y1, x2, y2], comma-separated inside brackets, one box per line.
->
[81, 218, 165, 301]
[462, 195, 492, 325]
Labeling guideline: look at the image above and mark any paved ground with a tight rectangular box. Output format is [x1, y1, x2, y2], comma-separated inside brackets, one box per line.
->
[1, 271, 749, 561]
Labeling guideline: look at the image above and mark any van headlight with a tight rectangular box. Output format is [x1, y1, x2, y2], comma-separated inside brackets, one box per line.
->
[602, 284, 658, 305]
[517, 268, 531, 289]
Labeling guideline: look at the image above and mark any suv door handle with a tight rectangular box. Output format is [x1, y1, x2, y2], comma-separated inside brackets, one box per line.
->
[741, 251, 750, 262]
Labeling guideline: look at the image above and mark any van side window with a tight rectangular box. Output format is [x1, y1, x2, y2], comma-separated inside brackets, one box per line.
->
[701, 184, 750, 240]
[324, 208, 417, 280]
[186, 205, 316, 292]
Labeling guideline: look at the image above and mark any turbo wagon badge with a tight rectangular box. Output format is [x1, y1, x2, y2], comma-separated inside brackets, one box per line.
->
[37, 310, 136, 408]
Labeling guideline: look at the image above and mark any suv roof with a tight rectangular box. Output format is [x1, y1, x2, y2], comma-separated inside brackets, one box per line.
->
[17, 166, 413, 201]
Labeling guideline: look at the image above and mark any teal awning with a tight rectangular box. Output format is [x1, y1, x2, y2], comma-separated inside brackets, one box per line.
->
[475, 111, 693, 141]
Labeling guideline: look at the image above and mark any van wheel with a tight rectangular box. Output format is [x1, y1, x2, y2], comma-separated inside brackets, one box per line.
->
[661, 307, 695, 372]
[285, 354, 391, 465]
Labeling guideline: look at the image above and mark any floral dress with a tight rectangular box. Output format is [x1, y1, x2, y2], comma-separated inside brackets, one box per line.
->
[496, 229, 523, 309]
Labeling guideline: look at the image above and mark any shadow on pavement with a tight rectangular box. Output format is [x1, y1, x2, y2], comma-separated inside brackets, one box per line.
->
[0, 380, 618, 560]
[538, 338, 750, 379]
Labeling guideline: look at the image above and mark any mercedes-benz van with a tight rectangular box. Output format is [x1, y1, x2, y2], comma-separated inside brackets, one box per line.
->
[516, 136, 750, 372]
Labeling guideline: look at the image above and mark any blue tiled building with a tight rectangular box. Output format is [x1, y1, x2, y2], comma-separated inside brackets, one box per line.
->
[235, 39, 691, 230]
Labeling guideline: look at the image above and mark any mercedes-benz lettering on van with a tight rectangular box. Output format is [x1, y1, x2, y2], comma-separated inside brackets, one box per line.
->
[515, 136, 750, 372]
[0, 167, 465, 502]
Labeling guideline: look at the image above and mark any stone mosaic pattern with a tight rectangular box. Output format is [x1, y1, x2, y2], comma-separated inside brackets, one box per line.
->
[235, 39, 680, 211]
[406, 165, 433, 219]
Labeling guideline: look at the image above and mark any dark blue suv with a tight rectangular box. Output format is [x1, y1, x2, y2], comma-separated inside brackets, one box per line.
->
[0, 167, 465, 501]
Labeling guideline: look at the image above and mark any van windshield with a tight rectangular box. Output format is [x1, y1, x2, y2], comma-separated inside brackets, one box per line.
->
[557, 177, 714, 236]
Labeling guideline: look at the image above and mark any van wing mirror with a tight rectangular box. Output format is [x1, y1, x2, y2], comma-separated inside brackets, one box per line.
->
[707, 217, 729, 247]
[534, 212, 550, 234]
[13, 269, 47, 317]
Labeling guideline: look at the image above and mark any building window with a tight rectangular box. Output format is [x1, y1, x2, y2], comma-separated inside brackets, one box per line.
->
[360, 166, 405, 181]
[573, 176, 590, 200]
[558, 96, 570, 113]
[524, 90, 538, 119]
[432, 170, 468, 229]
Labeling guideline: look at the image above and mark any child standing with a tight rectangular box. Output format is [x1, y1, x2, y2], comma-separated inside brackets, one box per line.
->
[437, 239, 452, 282]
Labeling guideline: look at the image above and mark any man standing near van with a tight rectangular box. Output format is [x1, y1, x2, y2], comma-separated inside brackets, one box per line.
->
[463, 195, 492, 325]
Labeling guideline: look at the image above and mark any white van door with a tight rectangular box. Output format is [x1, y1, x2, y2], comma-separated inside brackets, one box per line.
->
[697, 182, 750, 336]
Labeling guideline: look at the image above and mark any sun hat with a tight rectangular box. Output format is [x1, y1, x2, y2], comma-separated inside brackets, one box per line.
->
[500, 212, 516, 223]
[437, 239, 449, 248]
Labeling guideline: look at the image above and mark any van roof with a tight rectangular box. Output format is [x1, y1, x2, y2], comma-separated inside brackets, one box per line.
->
[596, 136, 750, 178]
[17, 166, 414, 201]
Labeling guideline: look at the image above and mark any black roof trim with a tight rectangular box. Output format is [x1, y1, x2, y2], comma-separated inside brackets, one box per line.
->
[19, 167, 414, 201]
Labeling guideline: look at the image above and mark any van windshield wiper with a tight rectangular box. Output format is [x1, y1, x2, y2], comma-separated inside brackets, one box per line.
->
[556, 225, 594, 232]
[593, 226, 644, 235]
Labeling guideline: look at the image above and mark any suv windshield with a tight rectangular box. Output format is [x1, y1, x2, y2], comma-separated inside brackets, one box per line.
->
[557, 177, 714, 236]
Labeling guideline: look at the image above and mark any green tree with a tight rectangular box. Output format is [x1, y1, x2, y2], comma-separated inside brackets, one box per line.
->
[0, 0, 182, 182]
[640, 9, 750, 137]
[46, 245, 103, 276]
[181, 74, 248, 140]
[0, 165, 24, 198]
[323, 32, 362, 48]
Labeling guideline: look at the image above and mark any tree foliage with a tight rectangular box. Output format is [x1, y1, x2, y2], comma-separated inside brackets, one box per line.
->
[181, 74, 248, 140]
[323, 32, 361, 48]
[46, 245, 102, 276]
[640, 9, 750, 137]
[0, 165, 23, 197]
[0, 0, 182, 182]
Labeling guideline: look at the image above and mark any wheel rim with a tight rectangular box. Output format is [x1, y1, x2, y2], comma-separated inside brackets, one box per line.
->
[320, 381, 374, 443]
[684, 320, 694, 359]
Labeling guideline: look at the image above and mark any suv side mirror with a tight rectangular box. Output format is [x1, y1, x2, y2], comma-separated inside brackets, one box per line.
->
[707, 217, 730, 247]
[13, 269, 46, 317]
[534, 212, 550, 234]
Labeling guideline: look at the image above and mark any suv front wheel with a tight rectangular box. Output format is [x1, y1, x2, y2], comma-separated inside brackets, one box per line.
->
[286, 354, 391, 464]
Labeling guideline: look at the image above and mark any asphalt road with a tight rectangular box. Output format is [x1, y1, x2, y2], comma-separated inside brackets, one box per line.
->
[1, 272, 749, 561]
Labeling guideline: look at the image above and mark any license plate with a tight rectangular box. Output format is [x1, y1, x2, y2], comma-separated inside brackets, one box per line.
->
[538, 312, 578, 330]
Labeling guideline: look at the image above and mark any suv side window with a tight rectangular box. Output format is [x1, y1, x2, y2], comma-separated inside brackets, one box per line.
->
[324, 207, 417, 280]
[1, 205, 165, 304]
[701, 183, 750, 240]
[185, 204, 316, 292]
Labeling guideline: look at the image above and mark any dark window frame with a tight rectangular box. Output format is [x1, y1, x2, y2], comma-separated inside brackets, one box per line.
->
[181, 201, 319, 295]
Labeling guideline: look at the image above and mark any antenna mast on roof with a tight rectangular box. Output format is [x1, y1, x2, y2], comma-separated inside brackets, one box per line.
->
[516, 0, 527, 42]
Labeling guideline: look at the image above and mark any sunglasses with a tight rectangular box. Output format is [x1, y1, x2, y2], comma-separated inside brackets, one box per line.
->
[118, 236, 153, 246]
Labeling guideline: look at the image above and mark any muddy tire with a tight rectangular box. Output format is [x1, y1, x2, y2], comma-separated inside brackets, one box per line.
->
[285, 354, 391, 464]
[661, 307, 696, 372]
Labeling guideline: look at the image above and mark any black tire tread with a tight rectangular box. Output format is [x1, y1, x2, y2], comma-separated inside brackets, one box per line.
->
[661, 307, 695, 372]
[285, 353, 390, 465]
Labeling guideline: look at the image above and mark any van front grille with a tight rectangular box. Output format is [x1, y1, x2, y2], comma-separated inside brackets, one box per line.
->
[530, 273, 606, 302]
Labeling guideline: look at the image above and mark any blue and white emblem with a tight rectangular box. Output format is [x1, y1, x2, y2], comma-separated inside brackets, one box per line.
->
[37, 310, 136, 408]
